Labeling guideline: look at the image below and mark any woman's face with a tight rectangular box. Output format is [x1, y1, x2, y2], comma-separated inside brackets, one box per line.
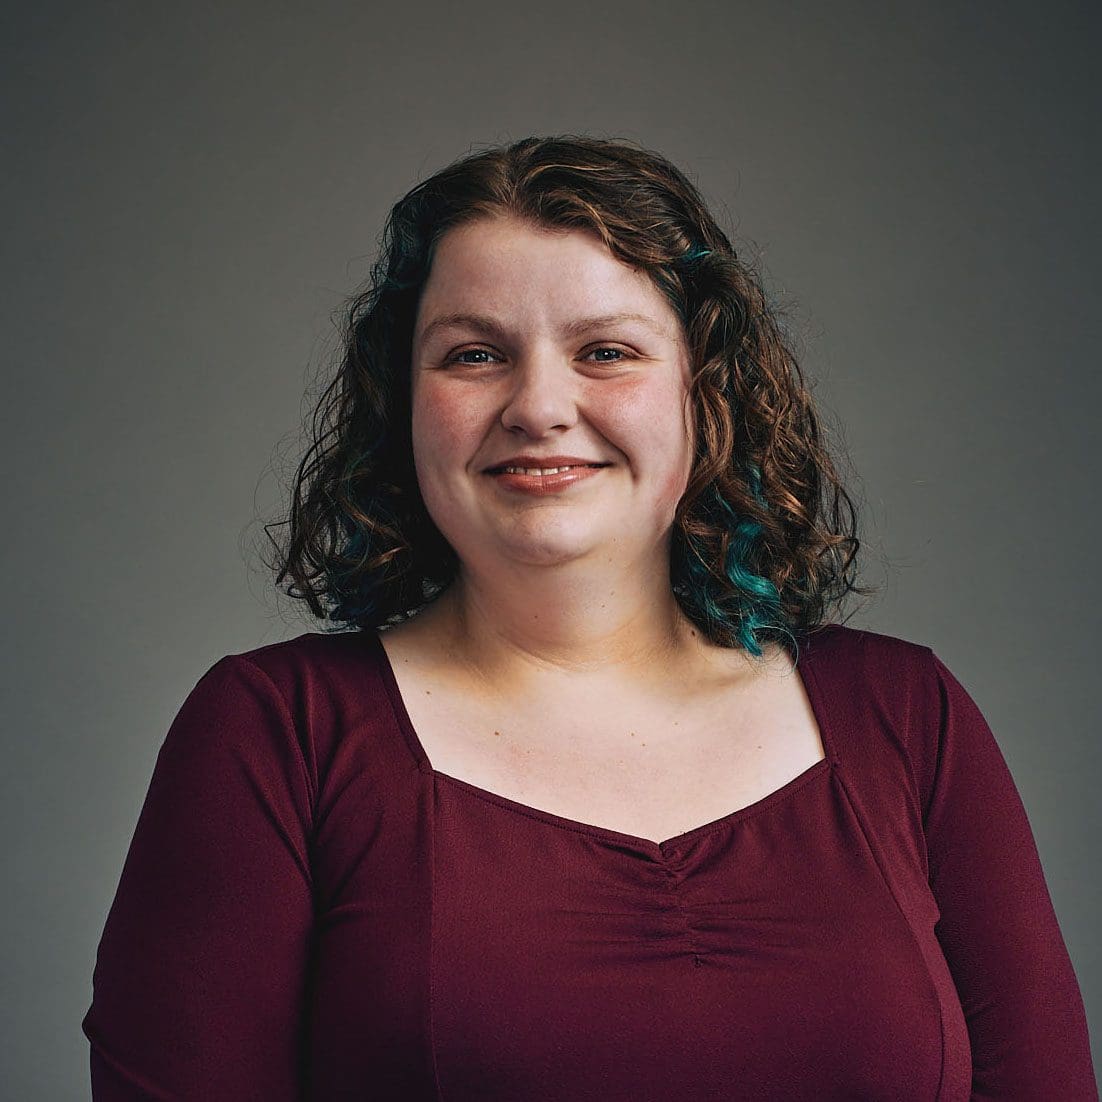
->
[409, 214, 695, 575]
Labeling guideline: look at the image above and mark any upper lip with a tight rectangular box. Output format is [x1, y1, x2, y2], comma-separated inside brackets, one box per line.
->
[484, 454, 611, 473]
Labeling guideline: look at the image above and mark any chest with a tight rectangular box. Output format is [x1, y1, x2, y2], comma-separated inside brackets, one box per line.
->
[380, 637, 827, 845]
[315, 632, 966, 1101]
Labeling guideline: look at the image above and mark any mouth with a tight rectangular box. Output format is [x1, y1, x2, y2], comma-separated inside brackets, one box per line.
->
[485, 463, 610, 475]
[483, 463, 611, 496]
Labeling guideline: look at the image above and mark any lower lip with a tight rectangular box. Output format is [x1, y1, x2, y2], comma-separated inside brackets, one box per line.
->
[486, 465, 608, 495]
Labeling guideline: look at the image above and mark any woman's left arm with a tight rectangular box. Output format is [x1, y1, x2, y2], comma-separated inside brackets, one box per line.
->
[923, 651, 1098, 1099]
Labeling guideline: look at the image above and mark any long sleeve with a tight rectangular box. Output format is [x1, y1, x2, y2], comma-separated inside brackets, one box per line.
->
[923, 651, 1097, 1099]
[81, 655, 315, 1101]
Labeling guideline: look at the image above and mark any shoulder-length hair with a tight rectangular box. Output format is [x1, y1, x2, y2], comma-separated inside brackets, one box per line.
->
[264, 134, 874, 658]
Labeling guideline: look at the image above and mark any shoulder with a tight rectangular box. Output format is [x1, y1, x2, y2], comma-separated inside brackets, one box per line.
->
[184, 629, 391, 749]
[219, 629, 381, 692]
[169, 629, 404, 795]
[797, 622, 971, 815]
[793, 625, 938, 709]
[800, 622, 976, 718]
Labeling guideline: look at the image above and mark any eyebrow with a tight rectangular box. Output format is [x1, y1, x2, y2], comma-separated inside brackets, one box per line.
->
[416, 311, 672, 345]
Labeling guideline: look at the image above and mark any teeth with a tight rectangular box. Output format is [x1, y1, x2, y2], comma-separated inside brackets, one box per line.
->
[502, 465, 579, 475]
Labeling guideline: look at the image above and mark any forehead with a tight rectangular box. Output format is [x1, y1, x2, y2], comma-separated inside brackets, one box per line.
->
[413, 215, 680, 341]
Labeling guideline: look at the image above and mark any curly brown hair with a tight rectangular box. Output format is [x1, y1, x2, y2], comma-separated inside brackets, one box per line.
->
[262, 134, 875, 657]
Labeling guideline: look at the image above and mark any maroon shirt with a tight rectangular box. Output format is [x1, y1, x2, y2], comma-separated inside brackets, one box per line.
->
[82, 624, 1098, 1099]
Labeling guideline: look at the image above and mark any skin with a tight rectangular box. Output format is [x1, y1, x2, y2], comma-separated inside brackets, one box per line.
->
[407, 213, 777, 703]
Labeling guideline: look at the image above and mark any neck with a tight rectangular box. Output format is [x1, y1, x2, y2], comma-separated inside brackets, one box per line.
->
[414, 561, 742, 695]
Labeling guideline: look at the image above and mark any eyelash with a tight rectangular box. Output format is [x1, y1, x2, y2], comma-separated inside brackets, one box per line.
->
[444, 346, 632, 367]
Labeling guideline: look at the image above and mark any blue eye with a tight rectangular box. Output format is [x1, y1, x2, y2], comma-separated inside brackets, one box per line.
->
[587, 347, 628, 362]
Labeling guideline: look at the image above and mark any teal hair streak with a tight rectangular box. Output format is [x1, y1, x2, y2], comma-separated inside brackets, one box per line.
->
[678, 463, 796, 659]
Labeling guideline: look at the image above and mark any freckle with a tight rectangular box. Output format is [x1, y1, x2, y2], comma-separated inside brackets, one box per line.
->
[494, 730, 502, 737]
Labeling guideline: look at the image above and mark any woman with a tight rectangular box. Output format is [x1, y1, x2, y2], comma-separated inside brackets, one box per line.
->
[82, 135, 1097, 1099]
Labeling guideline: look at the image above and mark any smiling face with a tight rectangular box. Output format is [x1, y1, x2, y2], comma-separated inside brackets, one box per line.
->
[409, 214, 695, 576]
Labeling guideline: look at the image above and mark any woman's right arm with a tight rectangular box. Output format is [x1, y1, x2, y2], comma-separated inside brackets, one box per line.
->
[81, 655, 315, 1101]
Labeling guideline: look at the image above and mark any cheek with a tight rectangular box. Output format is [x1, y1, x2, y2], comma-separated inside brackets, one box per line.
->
[411, 380, 480, 469]
[657, 455, 692, 512]
[633, 384, 694, 503]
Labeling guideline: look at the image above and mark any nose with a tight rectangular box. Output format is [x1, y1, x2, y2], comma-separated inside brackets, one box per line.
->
[499, 351, 581, 436]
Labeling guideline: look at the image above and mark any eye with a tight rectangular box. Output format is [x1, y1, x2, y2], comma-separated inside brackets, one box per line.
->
[446, 347, 501, 366]
[442, 345, 635, 367]
[585, 346, 631, 364]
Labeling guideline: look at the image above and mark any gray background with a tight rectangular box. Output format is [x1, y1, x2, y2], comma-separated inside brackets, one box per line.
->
[3, 1, 1098, 1096]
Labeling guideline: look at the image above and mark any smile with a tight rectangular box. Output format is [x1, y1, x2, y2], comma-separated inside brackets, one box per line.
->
[499, 464, 598, 475]
[485, 465, 608, 495]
